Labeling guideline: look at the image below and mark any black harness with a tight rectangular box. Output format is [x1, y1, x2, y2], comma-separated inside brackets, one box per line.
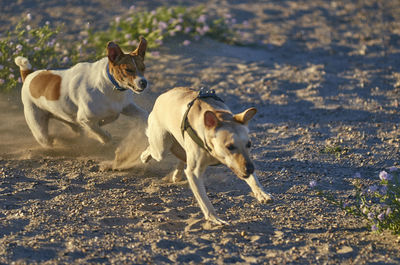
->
[180, 88, 224, 153]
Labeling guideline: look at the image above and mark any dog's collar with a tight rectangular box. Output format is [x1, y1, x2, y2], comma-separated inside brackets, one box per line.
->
[180, 88, 224, 153]
[106, 63, 127, 91]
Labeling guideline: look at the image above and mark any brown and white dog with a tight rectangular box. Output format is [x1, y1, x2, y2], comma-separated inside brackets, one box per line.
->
[140, 87, 273, 225]
[15, 37, 148, 147]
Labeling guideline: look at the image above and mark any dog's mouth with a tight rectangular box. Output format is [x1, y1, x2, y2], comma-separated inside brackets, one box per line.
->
[127, 77, 147, 93]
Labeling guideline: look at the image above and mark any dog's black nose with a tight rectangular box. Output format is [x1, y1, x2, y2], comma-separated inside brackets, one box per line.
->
[245, 162, 254, 175]
[139, 79, 147, 89]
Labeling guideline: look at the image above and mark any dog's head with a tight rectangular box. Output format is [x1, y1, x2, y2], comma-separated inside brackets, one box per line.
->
[204, 107, 257, 179]
[106, 37, 148, 93]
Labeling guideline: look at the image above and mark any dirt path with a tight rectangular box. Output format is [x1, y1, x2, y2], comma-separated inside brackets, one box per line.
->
[1, 0, 400, 264]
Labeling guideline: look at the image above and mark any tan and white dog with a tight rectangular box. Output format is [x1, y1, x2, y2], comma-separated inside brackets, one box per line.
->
[140, 87, 273, 225]
[15, 37, 148, 147]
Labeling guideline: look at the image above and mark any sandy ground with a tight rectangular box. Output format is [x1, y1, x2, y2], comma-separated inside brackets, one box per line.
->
[1, 0, 400, 264]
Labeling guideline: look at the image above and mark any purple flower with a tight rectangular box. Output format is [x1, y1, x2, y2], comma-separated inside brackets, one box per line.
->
[197, 14, 207, 23]
[377, 213, 385, 221]
[26, 13, 32, 21]
[9, 73, 15, 79]
[125, 33, 132, 40]
[389, 166, 398, 172]
[174, 25, 182, 32]
[62, 57, 69, 64]
[0, 65, 4, 70]
[309, 180, 317, 188]
[115, 16, 121, 23]
[151, 10, 157, 16]
[184, 27, 192, 34]
[371, 224, 378, 231]
[0, 79, 5, 85]
[386, 207, 392, 215]
[158, 21, 168, 30]
[379, 171, 392, 181]
[129, 5, 135, 11]
[128, 40, 138, 46]
[183, 40, 191, 46]
[202, 25, 210, 33]
[367, 212, 375, 220]
[26, 25, 31, 31]
[45, 21, 50, 26]
[343, 202, 350, 208]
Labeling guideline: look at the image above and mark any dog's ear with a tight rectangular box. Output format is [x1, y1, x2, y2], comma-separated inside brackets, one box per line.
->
[234, 107, 257, 125]
[131, 36, 147, 58]
[107, 42, 123, 63]
[204, 111, 219, 128]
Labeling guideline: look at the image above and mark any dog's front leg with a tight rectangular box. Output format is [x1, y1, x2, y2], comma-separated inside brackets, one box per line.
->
[244, 173, 274, 203]
[185, 160, 229, 225]
[78, 119, 111, 144]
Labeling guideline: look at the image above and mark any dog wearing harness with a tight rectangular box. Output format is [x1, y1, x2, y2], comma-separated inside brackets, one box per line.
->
[141, 87, 273, 225]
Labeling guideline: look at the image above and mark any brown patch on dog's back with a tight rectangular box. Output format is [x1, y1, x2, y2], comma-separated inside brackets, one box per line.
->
[30, 71, 62, 100]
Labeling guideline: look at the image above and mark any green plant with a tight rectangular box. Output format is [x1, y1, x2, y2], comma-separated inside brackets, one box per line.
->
[87, 5, 239, 56]
[0, 16, 78, 92]
[310, 168, 400, 234]
[320, 144, 348, 158]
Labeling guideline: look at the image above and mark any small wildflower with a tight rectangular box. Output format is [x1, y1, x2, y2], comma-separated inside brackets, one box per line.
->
[242, 20, 249, 26]
[158, 21, 168, 30]
[151, 10, 157, 16]
[174, 25, 182, 32]
[16, 44, 23, 51]
[0, 65, 4, 70]
[379, 171, 392, 181]
[26, 25, 31, 31]
[309, 180, 317, 188]
[129, 5, 135, 11]
[183, 40, 191, 46]
[202, 25, 210, 33]
[115, 16, 121, 24]
[367, 212, 375, 220]
[371, 224, 378, 231]
[197, 14, 207, 23]
[125, 33, 132, 40]
[0, 79, 5, 85]
[386, 207, 392, 215]
[34, 47, 40, 51]
[184, 27, 192, 34]
[62, 57, 69, 64]
[169, 31, 176, 36]
[389, 166, 398, 172]
[343, 202, 350, 208]
[26, 13, 32, 21]
[377, 213, 385, 221]
[128, 40, 138, 46]
[45, 21, 50, 26]
[18, 77, 22, 83]
[9, 73, 15, 79]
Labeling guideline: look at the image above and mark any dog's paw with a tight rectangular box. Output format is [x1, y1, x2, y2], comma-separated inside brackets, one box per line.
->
[140, 150, 152, 164]
[207, 216, 230, 226]
[254, 190, 274, 204]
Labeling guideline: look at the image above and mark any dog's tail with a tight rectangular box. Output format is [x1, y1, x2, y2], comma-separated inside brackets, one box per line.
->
[14, 56, 33, 83]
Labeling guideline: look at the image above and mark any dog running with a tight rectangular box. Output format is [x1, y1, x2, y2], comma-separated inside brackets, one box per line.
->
[141, 87, 273, 225]
[15, 37, 148, 147]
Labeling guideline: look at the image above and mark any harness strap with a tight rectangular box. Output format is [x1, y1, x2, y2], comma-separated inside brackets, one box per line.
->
[180, 88, 224, 153]
[106, 63, 127, 91]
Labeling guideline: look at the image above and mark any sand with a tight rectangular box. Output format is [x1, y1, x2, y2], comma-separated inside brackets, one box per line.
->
[1, 0, 400, 264]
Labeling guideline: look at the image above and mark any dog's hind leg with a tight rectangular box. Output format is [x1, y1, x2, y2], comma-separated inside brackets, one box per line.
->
[140, 115, 172, 163]
[23, 103, 53, 147]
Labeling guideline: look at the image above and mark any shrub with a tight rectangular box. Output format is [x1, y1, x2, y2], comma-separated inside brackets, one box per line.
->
[87, 5, 239, 56]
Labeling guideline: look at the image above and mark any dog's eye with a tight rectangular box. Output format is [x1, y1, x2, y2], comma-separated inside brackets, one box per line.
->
[226, 144, 236, 151]
[246, 141, 251, 148]
[126, 69, 135, 74]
